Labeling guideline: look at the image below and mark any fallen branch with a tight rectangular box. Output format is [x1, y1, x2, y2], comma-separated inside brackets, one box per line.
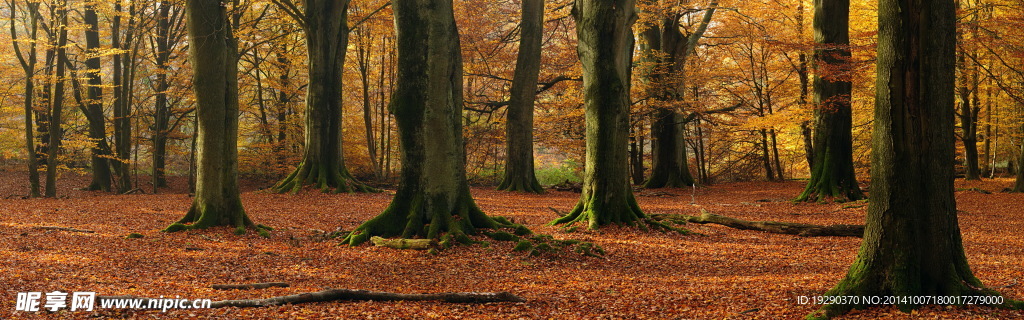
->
[210, 289, 524, 307]
[33, 226, 95, 233]
[652, 210, 863, 237]
[370, 236, 436, 250]
[213, 282, 290, 290]
[98, 289, 525, 309]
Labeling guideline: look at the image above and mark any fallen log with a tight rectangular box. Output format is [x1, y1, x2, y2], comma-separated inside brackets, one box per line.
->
[370, 236, 436, 250]
[212, 282, 290, 290]
[208, 289, 525, 307]
[33, 226, 95, 233]
[652, 210, 864, 237]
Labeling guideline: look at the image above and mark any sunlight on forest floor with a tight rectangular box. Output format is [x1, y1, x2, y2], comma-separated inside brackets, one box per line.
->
[1, 173, 1022, 319]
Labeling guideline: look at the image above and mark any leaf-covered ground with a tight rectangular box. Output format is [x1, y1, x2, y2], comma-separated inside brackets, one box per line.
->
[1, 174, 1022, 319]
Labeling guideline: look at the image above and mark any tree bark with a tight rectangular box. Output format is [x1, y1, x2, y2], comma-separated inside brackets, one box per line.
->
[164, 0, 263, 234]
[639, 2, 717, 189]
[82, 2, 113, 192]
[808, 0, 1012, 317]
[10, 0, 42, 198]
[272, 0, 374, 194]
[152, 0, 177, 190]
[343, 0, 518, 245]
[111, 1, 134, 194]
[550, 0, 652, 228]
[498, 0, 545, 193]
[44, 0, 70, 198]
[795, 0, 863, 202]
[1014, 130, 1024, 192]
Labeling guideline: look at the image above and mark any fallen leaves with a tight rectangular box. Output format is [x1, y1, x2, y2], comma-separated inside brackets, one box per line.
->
[0, 174, 1021, 319]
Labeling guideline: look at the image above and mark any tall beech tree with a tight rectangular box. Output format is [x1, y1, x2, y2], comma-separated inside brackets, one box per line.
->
[270, 0, 374, 193]
[497, 0, 545, 193]
[808, 0, 1016, 318]
[82, 1, 113, 192]
[164, 0, 265, 234]
[549, 0, 663, 229]
[794, 0, 863, 202]
[639, 0, 717, 189]
[343, 0, 518, 245]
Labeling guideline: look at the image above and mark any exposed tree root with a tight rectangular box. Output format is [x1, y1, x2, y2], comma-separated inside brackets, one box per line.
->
[272, 161, 378, 194]
[212, 282, 289, 290]
[497, 174, 545, 194]
[652, 210, 863, 237]
[162, 201, 272, 237]
[548, 193, 690, 234]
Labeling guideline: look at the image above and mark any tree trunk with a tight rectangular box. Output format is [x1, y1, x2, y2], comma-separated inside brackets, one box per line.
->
[272, 0, 373, 194]
[343, 0, 516, 245]
[644, 109, 695, 188]
[152, 0, 175, 190]
[795, 0, 863, 202]
[164, 0, 264, 235]
[1014, 130, 1024, 192]
[498, 0, 545, 193]
[808, 0, 1009, 317]
[82, 3, 113, 192]
[44, 0, 70, 198]
[111, 1, 133, 194]
[639, 2, 717, 189]
[550, 0, 650, 229]
[10, 0, 42, 197]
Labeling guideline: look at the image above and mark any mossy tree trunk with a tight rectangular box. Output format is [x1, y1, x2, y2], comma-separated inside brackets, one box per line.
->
[808, 0, 1008, 317]
[550, 0, 649, 228]
[795, 0, 863, 202]
[497, 0, 545, 194]
[271, 0, 373, 194]
[343, 0, 513, 245]
[164, 0, 262, 234]
[82, 3, 113, 192]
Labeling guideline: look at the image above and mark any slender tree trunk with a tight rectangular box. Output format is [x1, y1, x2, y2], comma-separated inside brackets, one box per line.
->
[111, 1, 133, 193]
[796, 0, 863, 202]
[152, 0, 176, 190]
[808, 0, 1011, 317]
[356, 31, 380, 179]
[343, 0, 516, 245]
[498, 0, 545, 193]
[82, 2, 113, 192]
[550, 0, 655, 229]
[44, 0, 70, 198]
[760, 129, 774, 181]
[1015, 122, 1024, 192]
[10, 0, 42, 197]
[165, 0, 264, 235]
[272, 0, 373, 193]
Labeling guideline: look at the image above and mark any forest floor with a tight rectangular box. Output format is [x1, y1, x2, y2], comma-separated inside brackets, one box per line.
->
[1, 172, 1023, 319]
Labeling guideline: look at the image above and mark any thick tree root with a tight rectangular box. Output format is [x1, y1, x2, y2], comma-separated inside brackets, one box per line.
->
[548, 193, 690, 234]
[272, 161, 378, 194]
[98, 289, 524, 309]
[162, 202, 272, 237]
[212, 282, 290, 290]
[497, 175, 545, 194]
[652, 210, 863, 237]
